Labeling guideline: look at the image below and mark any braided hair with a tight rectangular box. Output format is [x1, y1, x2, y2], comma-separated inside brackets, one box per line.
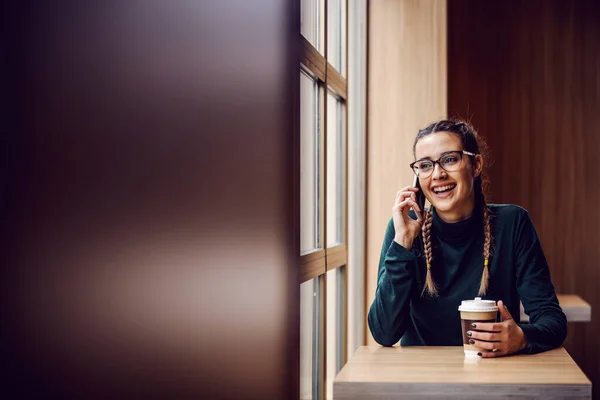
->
[414, 119, 493, 297]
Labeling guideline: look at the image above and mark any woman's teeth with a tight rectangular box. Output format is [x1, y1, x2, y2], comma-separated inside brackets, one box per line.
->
[433, 184, 456, 194]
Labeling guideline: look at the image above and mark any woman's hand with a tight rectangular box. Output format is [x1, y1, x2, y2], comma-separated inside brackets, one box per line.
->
[392, 186, 425, 249]
[467, 300, 528, 358]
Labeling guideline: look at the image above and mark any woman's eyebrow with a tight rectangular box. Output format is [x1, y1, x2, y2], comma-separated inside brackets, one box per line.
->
[415, 150, 459, 162]
[414, 156, 432, 163]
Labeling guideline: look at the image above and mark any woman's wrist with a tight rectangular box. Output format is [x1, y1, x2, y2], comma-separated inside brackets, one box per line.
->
[518, 326, 529, 351]
[394, 235, 413, 249]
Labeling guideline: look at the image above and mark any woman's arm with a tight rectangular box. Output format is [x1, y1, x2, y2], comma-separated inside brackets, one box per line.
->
[367, 218, 419, 346]
[515, 210, 567, 354]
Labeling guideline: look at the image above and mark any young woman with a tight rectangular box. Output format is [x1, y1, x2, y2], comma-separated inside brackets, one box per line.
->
[368, 119, 567, 357]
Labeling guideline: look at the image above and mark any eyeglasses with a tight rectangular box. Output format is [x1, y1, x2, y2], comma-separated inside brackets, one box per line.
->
[410, 150, 477, 178]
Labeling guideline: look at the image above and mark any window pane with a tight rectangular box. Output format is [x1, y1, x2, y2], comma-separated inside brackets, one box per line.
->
[301, 71, 320, 254]
[300, 278, 315, 400]
[301, 0, 320, 52]
[326, 92, 344, 247]
[327, 0, 347, 76]
[326, 267, 345, 399]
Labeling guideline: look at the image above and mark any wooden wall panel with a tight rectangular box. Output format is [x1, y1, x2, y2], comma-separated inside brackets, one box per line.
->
[366, 0, 447, 345]
[448, 0, 600, 395]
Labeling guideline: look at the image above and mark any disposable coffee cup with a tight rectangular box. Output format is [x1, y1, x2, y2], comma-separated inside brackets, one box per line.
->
[458, 297, 498, 357]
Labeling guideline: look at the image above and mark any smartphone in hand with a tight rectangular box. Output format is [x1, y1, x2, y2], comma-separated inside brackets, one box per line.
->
[413, 175, 426, 221]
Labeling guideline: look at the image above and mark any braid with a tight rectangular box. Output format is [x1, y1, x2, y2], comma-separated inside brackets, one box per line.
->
[478, 180, 493, 295]
[421, 210, 438, 297]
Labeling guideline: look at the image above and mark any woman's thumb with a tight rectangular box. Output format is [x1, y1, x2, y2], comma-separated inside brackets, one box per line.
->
[498, 300, 513, 321]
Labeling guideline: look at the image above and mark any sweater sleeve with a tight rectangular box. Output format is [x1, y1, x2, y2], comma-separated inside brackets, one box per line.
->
[367, 218, 418, 346]
[514, 210, 567, 354]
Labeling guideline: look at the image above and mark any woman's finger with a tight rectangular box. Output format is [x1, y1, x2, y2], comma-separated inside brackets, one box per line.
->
[395, 192, 416, 204]
[479, 349, 505, 358]
[471, 322, 503, 332]
[468, 330, 501, 342]
[396, 186, 419, 200]
[395, 192, 417, 205]
[395, 190, 403, 205]
[394, 198, 417, 211]
[395, 190, 418, 204]
[396, 198, 422, 216]
[469, 339, 496, 350]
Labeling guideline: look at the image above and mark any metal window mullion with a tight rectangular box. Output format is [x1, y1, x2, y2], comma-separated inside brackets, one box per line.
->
[338, 0, 343, 72]
[336, 267, 343, 373]
[337, 100, 343, 244]
[312, 274, 327, 400]
[316, 1, 328, 399]
[314, 81, 320, 250]
[311, 277, 320, 400]
[315, 0, 320, 51]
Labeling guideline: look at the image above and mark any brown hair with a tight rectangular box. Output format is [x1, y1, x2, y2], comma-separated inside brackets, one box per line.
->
[414, 119, 492, 297]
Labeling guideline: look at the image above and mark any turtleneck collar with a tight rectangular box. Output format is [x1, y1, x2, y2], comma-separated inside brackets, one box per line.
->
[431, 206, 482, 240]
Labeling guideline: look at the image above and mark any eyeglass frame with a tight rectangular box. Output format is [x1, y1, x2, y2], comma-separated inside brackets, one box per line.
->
[409, 150, 477, 178]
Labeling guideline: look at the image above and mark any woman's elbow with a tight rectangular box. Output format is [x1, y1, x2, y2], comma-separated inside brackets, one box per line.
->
[558, 317, 568, 346]
[367, 302, 404, 346]
[369, 325, 398, 346]
[374, 335, 399, 347]
[368, 315, 400, 346]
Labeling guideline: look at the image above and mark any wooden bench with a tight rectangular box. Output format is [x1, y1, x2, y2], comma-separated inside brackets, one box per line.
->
[520, 294, 591, 323]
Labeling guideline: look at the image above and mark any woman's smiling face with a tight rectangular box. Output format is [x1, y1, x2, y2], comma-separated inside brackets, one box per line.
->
[414, 131, 482, 222]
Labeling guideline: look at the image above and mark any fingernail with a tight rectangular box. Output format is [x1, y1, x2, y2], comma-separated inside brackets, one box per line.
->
[469, 339, 475, 344]
[467, 331, 472, 337]
[471, 323, 477, 328]
[477, 352, 482, 356]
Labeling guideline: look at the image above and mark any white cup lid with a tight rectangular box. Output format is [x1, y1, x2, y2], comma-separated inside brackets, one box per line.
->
[458, 297, 498, 312]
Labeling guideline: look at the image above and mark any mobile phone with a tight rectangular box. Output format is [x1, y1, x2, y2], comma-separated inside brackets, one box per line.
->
[413, 175, 426, 221]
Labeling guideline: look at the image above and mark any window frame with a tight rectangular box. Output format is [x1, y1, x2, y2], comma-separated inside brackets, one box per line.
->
[298, 1, 349, 399]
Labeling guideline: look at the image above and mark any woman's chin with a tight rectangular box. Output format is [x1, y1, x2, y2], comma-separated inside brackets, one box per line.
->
[429, 197, 455, 212]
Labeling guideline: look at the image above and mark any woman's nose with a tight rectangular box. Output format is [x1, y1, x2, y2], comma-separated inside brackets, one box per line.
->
[431, 163, 446, 179]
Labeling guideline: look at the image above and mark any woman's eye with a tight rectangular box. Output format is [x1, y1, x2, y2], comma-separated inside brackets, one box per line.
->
[420, 162, 433, 170]
[443, 156, 458, 164]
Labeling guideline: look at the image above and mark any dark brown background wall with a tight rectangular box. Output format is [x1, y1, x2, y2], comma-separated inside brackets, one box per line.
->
[1, 1, 298, 398]
[449, 0, 600, 395]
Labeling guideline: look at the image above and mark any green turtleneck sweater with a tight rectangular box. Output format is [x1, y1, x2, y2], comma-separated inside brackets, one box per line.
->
[368, 204, 567, 354]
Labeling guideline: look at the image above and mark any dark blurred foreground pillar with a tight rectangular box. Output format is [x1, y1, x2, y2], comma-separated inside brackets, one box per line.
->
[0, 1, 298, 398]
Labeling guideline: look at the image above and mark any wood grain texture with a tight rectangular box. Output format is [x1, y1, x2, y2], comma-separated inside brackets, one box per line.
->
[327, 63, 348, 100]
[448, 0, 600, 397]
[334, 346, 591, 399]
[520, 294, 592, 323]
[300, 250, 327, 283]
[301, 34, 327, 82]
[326, 244, 348, 271]
[366, 0, 447, 346]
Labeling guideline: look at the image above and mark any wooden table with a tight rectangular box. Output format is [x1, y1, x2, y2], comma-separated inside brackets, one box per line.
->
[334, 346, 591, 399]
[520, 294, 591, 322]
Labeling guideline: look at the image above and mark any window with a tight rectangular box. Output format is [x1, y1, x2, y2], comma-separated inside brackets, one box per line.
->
[326, 91, 345, 248]
[327, 0, 347, 77]
[299, 1, 348, 399]
[300, 278, 316, 399]
[300, 71, 321, 255]
[325, 266, 346, 398]
[301, 0, 322, 52]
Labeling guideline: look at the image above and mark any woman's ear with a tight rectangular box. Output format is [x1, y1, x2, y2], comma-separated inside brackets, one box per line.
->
[473, 155, 483, 178]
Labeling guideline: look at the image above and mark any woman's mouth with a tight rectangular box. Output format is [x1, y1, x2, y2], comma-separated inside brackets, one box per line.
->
[431, 184, 456, 198]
